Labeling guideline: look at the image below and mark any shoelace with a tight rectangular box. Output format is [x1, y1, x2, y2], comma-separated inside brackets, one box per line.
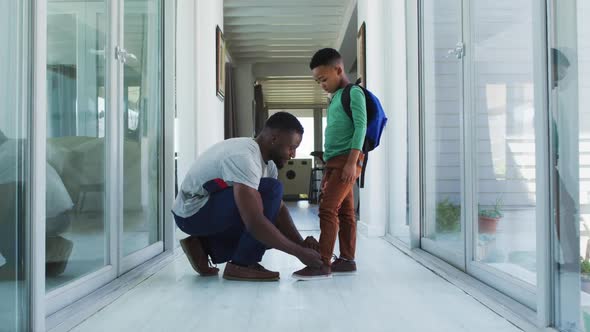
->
[251, 263, 269, 271]
[332, 255, 353, 264]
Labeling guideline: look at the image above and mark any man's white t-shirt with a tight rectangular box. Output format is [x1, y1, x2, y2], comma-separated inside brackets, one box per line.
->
[172, 138, 278, 218]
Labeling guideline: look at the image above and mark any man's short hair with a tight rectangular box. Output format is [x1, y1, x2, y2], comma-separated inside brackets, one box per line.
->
[309, 48, 342, 70]
[265, 112, 304, 135]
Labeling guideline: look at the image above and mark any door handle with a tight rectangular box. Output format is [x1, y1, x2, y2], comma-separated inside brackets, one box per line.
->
[446, 42, 465, 59]
[115, 46, 128, 63]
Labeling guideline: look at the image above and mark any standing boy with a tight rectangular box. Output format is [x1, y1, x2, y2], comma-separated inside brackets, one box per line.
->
[293, 48, 367, 280]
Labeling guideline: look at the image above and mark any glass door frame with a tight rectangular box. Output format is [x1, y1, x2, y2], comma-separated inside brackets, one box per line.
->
[414, 0, 554, 320]
[43, 0, 120, 317]
[30, 0, 176, 325]
[118, 0, 166, 275]
[461, 0, 551, 311]
[417, 0, 467, 270]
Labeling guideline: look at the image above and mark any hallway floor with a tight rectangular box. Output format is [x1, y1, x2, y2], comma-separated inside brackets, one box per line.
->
[70, 202, 522, 332]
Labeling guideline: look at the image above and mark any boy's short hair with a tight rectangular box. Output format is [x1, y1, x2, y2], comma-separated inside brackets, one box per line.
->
[309, 48, 342, 70]
[265, 112, 304, 135]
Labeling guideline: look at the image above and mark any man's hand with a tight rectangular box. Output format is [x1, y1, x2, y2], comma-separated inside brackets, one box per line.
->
[296, 247, 323, 268]
[301, 236, 320, 253]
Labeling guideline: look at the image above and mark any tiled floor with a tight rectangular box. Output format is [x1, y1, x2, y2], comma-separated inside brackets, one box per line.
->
[70, 202, 521, 332]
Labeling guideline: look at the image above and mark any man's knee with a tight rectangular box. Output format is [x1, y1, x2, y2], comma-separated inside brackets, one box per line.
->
[259, 178, 283, 198]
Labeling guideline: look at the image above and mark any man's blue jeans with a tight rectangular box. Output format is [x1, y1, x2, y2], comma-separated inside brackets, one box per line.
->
[173, 178, 283, 266]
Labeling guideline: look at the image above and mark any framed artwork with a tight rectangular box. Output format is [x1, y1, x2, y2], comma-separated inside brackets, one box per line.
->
[216, 25, 226, 100]
[357, 22, 366, 87]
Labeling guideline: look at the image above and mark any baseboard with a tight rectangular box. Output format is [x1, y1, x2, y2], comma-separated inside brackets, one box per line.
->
[47, 249, 182, 332]
[382, 236, 542, 332]
[358, 219, 384, 237]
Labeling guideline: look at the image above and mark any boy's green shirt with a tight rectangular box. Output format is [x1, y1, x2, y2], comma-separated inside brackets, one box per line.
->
[324, 86, 367, 162]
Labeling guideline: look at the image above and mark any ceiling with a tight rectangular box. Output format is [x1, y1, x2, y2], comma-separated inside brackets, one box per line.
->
[259, 77, 328, 109]
[223, 0, 356, 109]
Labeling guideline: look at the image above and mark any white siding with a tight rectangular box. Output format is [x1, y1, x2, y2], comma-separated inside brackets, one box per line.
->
[426, 1, 541, 207]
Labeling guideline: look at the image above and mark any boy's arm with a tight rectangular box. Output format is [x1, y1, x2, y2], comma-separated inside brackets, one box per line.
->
[348, 87, 368, 151]
[340, 149, 362, 183]
[341, 87, 367, 183]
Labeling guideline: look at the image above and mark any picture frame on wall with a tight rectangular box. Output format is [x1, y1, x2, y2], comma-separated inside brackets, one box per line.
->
[216, 25, 226, 100]
[357, 22, 366, 87]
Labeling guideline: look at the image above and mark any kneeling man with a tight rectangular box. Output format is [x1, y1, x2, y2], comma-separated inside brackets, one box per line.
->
[172, 112, 322, 281]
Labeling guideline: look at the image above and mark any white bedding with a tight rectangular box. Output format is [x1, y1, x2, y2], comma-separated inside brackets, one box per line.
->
[0, 138, 73, 218]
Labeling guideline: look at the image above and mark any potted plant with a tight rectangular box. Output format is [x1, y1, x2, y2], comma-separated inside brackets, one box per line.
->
[478, 198, 503, 234]
[436, 198, 461, 233]
[581, 257, 590, 293]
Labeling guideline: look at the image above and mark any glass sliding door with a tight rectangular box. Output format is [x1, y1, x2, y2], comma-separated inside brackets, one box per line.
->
[419, 0, 548, 309]
[46, 0, 109, 292]
[122, 0, 163, 261]
[462, 0, 550, 310]
[467, 0, 540, 294]
[0, 1, 31, 330]
[420, 0, 466, 268]
[44, 0, 166, 316]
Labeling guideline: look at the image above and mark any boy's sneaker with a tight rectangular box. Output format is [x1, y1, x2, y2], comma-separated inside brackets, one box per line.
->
[331, 257, 357, 275]
[292, 264, 332, 281]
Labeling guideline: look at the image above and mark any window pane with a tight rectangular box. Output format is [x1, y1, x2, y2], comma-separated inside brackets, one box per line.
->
[422, 0, 464, 260]
[472, 0, 538, 285]
[123, 0, 163, 256]
[46, 0, 108, 291]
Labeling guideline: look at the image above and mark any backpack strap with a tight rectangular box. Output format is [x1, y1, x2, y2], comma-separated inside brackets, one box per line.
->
[342, 84, 369, 188]
[341, 84, 354, 121]
[359, 152, 368, 188]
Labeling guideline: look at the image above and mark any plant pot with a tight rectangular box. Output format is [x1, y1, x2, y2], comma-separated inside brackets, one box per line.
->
[478, 216, 500, 234]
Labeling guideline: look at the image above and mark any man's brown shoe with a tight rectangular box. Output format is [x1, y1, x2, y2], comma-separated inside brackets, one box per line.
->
[179, 236, 219, 276]
[46, 236, 74, 277]
[222, 262, 280, 281]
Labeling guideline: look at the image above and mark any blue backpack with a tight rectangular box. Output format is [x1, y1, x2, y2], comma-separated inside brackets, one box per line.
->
[341, 83, 388, 188]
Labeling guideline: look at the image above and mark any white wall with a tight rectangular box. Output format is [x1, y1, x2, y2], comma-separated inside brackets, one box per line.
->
[176, 0, 224, 182]
[358, 0, 406, 236]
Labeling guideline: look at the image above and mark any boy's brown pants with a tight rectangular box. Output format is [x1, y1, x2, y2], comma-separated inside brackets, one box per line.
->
[318, 153, 364, 266]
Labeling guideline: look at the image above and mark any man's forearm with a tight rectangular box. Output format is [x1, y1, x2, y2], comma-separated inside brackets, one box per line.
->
[246, 216, 302, 256]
